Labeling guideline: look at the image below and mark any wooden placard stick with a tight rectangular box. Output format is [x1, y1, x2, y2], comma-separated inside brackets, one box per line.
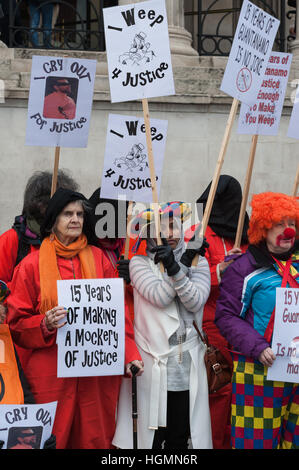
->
[292, 164, 299, 197]
[234, 134, 258, 248]
[142, 98, 162, 245]
[51, 146, 61, 197]
[192, 98, 239, 266]
[124, 200, 134, 260]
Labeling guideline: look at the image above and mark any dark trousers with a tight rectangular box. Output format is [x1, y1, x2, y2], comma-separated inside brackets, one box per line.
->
[152, 390, 190, 449]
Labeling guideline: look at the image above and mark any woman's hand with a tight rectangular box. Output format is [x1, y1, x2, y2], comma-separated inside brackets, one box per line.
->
[44, 306, 67, 331]
[258, 347, 276, 367]
[218, 247, 243, 274]
[125, 360, 144, 377]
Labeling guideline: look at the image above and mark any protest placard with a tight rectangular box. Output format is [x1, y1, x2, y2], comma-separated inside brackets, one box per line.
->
[0, 402, 57, 449]
[238, 52, 292, 135]
[103, 0, 175, 103]
[220, 0, 280, 105]
[267, 288, 299, 383]
[26, 55, 96, 148]
[56, 278, 125, 378]
[100, 113, 167, 203]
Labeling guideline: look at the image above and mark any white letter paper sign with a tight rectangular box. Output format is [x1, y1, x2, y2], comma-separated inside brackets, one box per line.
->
[100, 113, 167, 203]
[26, 55, 96, 148]
[267, 288, 299, 383]
[57, 278, 125, 378]
[0, 402, 57, 449]
[238, 52, 292, 135]
[220, 0, 280, 105]
[103, 0, 175, 102]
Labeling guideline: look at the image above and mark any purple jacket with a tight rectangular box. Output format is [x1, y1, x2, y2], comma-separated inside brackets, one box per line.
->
[215, 247, 280, 360]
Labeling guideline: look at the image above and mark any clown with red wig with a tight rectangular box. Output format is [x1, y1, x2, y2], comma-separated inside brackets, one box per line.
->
[215, 192, 299, 449]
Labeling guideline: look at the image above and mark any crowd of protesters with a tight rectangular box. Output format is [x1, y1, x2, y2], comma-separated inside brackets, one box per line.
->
[0, 170, 298, 450]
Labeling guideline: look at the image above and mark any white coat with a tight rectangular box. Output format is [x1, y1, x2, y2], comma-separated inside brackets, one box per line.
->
[112, 259, 213, 449]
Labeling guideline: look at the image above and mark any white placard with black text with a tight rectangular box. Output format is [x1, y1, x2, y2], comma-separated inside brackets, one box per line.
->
[56, 278, 125, 378]
[26, 55, 96, 147]
[100, 113, 167, 203]
[103, 0, 175, 102]
[238, 52, 292, 135]
[0, 402, 57, 449]
[220, 0, 280, 105]
[267, 288, 299, 383]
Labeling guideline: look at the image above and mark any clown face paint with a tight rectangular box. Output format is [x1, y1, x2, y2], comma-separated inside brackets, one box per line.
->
[266, 218, 296, 254]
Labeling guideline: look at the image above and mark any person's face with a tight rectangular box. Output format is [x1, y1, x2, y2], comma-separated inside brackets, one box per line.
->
[265, 217, 296, 254]
[160, 216, 181, 250]
[54, 82, 71, 94]
[18, 432, 37, 448]
[54, 201, 84, 246]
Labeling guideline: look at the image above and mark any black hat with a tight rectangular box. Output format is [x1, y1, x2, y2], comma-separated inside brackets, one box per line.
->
[40, 188, 94, 242]
[197, 175, 249, 243]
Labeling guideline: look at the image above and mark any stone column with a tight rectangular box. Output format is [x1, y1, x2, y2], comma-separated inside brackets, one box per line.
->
[289, 7, 299, 79]
[118, 0, 199, 66]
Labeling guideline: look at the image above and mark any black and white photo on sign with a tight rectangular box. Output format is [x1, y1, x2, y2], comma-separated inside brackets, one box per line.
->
[0, 402, 57, 449]
[26, 56, 96, 148]
[100, 113, 168, 203]
[56, 278, 125, 378]
[220, 0, 280, 105]
[103, 0, 175, 103]
[238, 52, 292, 136]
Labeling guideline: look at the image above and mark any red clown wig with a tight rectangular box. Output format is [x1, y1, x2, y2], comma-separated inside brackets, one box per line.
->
[247, 192, 299, 245]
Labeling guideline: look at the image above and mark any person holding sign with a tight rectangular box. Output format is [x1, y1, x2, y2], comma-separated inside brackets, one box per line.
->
[6, 188, 143, 449]
[0, 284, 56, 450]
[113, 202, 212, 449]
[215, 192, 299, 449]
[185, 175, 249, 449]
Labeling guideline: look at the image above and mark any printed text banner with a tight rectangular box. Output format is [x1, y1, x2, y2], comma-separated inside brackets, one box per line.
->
[57, 278, 125, 378]
[103, 0, 175, 103]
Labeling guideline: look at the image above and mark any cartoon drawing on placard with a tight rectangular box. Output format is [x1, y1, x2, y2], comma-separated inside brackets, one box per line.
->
[43, 76, 79, 120]
[114, 143, 148, 172]
[119, 31, 155, 66]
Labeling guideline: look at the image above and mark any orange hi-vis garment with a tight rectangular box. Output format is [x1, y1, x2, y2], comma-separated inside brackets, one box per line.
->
[0, 324, 24, 404]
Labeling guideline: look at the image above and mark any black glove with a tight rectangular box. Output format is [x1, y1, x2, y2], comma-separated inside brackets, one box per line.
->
[0, 440, 4, 449]
[43, 434, 56, 449]
[117, 256, 131, 284]
[150, 238, 180, 276]
[180, 236, 209, 267]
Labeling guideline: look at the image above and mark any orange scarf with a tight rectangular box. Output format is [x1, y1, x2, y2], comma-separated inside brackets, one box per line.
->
[39, 234, 97, 315]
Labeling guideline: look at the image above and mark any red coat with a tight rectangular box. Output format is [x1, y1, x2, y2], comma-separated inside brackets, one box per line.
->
[6, 245, 141, 449]
[0, 228, 39, 289]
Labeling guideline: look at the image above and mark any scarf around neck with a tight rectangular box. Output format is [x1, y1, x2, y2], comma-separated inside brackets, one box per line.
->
[39, 233, 97, 315]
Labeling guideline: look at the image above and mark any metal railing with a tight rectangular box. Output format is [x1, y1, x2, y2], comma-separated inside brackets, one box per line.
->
[185, 1, 286, 56]
[6, 0, 113, 51]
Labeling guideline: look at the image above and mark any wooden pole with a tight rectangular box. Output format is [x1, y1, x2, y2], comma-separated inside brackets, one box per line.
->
[142, 98, 162, 245]
[192, 98, 239, 266]
[51, 146, 60, 197]
[234, 134, 258, 248]
[292, 164, 299, 197]
[124, 200, 134, 260]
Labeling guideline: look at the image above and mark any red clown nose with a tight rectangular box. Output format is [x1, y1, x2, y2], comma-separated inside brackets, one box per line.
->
[283, 228, 296, 239]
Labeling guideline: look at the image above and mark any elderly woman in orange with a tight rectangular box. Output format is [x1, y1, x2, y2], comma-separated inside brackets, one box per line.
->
[215, 192, 299, 449]
[6, 188, 143, 449]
